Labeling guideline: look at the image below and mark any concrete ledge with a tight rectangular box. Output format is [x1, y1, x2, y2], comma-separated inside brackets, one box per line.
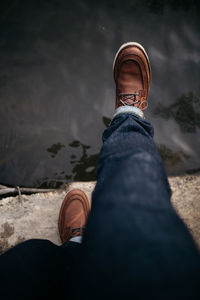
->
[0, 175, 200, 254]
[0, 182, 96, 254]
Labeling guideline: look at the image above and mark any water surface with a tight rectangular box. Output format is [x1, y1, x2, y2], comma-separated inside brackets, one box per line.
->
[0, 0, 200, 187]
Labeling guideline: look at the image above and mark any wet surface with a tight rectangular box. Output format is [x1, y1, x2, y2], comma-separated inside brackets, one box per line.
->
[0, 0, 200, 187]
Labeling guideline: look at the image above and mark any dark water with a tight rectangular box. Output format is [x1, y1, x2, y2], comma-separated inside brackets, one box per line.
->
[0, 0, 200, 188]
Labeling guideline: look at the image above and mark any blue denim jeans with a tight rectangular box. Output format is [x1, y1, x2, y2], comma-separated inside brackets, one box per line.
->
[0, 113, 200, 300]
[77, 113, 200, 299]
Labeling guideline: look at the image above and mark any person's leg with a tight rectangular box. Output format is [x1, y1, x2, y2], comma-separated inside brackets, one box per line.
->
[0, 239, 80, 300]
[0, 189, 90, 300]
[77, 44, 200, 300]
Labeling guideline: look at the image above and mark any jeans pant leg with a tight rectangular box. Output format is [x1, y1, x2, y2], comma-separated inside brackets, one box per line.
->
[0, 239, 80, 300]
[78, 113, 200, 300]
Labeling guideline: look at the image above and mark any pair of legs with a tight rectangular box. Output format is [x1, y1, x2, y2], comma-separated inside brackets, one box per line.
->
[1, 43, 200, 300]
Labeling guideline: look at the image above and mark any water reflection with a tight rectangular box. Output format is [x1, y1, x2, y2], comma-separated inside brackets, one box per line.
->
[157, 144, 190, 173]
[47, 143, 65, 158]
[143, 0, 199, 13]
[69, 140, 98, 181]
[154, 91, 200, 133]
[38, 140, 98, 188]
[37, 115, 194, 188]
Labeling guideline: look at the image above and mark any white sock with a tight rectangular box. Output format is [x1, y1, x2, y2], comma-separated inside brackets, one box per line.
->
[69, 236, 82, 243]
[113, 106, 144, 119]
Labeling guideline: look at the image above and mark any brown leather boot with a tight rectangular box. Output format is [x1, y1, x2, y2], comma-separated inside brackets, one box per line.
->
[113, 42, 151, 112]
[58, 189, 90, 243]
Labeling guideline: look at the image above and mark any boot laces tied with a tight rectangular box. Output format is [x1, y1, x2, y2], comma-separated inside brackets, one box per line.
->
[63, 226, 85, 240]
[119, 92, 148, 110]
